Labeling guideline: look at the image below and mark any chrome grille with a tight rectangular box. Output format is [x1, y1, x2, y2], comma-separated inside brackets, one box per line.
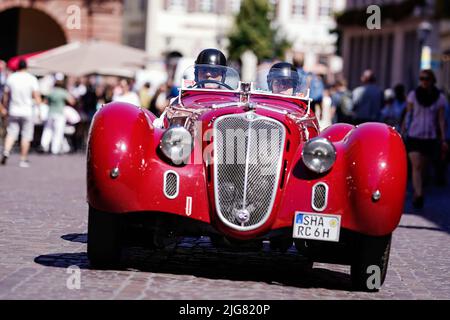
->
[213, 113, 285, 231]
[164, 171, 179, 199]
[312, 183, 328, 211]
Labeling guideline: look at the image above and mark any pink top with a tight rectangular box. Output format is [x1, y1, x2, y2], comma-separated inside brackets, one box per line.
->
[406, 91, 446, 139]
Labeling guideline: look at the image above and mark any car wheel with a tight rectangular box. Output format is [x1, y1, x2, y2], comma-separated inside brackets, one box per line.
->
[87, 206, 122, 269]
[350, 233, 392, 292]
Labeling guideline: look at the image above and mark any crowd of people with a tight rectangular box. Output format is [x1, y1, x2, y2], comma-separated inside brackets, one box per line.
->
[312, 67, 449, 209]
[0, 59, 177, 166]
[0, 49, 449, 210]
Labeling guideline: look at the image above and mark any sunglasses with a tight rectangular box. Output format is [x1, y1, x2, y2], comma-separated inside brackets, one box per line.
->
[198, 69, 222, 78]
[273, 79, 294, 87]
[419, 76, 431, 81]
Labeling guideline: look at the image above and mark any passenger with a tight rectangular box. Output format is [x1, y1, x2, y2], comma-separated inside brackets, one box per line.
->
[267, 62, 301, 96]
[194, 48, 228, 89]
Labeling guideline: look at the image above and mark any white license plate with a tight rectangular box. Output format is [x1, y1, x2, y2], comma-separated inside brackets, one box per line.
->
[293, 212, 341, 242]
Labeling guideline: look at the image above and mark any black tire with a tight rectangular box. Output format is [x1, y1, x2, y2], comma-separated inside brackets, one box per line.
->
[350, 233, 392, 292]
[87, 206, 122, 268]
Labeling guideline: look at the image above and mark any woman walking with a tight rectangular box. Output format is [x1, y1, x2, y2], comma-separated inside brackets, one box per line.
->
[40, 79, 75, 155]
[402, 69, 448, 208]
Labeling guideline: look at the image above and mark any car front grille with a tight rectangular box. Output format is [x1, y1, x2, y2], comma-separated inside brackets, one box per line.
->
[213, 113, 285, 231]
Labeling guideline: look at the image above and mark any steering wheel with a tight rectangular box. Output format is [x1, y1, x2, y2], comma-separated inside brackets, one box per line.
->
[193, 80, 233, 90]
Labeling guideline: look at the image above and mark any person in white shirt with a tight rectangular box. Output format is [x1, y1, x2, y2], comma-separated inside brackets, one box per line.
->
[112, 79, 141, 107]
[1, 60, 42, 168]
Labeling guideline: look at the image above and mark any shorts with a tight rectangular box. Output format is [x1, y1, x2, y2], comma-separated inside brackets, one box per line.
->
[6, 116, 35, 142]
[405, 137, 438, 156]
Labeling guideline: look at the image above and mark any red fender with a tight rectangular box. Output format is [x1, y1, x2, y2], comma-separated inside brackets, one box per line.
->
[342, 123, 407, 235]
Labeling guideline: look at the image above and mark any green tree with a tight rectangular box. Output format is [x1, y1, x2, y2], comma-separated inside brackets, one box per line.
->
[227, 0, 291, 63]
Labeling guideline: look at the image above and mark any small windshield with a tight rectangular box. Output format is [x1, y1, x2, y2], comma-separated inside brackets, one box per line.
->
[254, 67, 309, 98]
[182, 65, 240, 90]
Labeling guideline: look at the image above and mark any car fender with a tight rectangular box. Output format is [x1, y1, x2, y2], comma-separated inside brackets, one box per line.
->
[322, 122, 407, 236]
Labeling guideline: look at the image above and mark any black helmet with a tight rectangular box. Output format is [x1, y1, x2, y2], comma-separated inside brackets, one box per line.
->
[195, 48, 227, 66]
[194, 49, 228, 85]
[267, 62, 300, 94]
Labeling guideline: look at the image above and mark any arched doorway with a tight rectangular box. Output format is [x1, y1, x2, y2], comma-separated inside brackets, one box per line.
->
[0, 7, 67, 61]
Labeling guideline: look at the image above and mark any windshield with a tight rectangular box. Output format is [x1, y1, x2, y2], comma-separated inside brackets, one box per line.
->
[181, 65, 240, 90]
[254, 67, 309, 98]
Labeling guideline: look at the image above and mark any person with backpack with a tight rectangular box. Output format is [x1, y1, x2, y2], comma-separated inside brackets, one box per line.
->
[331, 79, 354, 124]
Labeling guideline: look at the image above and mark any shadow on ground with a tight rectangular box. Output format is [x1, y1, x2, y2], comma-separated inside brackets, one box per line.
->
[402, 172, 450, 235]
[35, 234, 353, 291]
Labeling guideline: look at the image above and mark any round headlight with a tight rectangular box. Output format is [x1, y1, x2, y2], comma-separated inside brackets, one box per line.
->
[160, 126, 193, 164]
[302, 137, 336, 173]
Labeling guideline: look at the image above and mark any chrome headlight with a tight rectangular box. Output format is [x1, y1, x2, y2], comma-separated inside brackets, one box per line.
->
[302, 137, 336, 173]
[160, 126, 193, 164]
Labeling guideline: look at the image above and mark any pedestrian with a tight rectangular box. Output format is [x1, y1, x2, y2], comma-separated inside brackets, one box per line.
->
[149, 83, 170, 118]
[0, 60, 8, 142]
[139, 82, 152, 109]
[40, 78, 76, 155]
[1, 60, 42, 167]
[306, 72, 325, 115]
[113, 79, 140, 106]
[401, 69, 448, 208]
[434, 95, 450, 186]
[330, 79, 354, 124]
[352, 69, 383, 124]
[393, 84, 407, 121]
[0, 60, 7, 100]
[381, 88, 403, 131]
[317, 86, 334, 130]
[292, 54, 308, 95]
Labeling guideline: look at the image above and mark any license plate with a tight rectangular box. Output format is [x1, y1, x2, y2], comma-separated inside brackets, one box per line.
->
[293, 212, 341, 242]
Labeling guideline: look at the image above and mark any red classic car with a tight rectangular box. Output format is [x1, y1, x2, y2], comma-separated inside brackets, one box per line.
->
[87, 65, 407, 291]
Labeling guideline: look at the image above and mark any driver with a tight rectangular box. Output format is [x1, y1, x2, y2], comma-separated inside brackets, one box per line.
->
[194, 48, 228, 89]
[267, 62, 301, 96]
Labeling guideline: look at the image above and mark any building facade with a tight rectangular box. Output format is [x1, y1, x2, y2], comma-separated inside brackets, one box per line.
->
[0, 0, 124, 62]
[144, 0, 346, 76]
[338, 0, 449, 91]
[123, 0, 147, 49]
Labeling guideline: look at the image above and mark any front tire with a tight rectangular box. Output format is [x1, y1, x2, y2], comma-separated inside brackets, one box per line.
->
[87, 206, 122, 268]
[350, 233, 392, 292]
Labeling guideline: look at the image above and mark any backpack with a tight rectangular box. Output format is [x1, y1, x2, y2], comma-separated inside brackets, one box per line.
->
[340, 91, 354, 116]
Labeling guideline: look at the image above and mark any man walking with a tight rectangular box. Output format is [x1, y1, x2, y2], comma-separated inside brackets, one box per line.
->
[1, 60, 41, 167]
[352, 69, 383, 124]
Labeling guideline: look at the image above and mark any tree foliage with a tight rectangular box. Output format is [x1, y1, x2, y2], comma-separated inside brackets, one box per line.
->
[227, 0, 291, 63]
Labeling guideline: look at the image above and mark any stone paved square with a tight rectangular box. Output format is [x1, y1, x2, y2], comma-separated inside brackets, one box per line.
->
[0, 153, 449, 300]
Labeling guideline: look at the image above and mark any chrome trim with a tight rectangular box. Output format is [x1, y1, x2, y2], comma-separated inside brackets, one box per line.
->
[311, 182, 329, 212]
[163, 170, 179, 199]
[213, 113, 286, 231]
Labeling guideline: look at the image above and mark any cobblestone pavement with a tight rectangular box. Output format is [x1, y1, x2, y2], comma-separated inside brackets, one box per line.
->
[0, 154, 449, 300]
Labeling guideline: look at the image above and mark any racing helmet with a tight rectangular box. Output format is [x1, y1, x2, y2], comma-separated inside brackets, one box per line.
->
[267, 62, 301, 94]
[194, 48, 227, 84]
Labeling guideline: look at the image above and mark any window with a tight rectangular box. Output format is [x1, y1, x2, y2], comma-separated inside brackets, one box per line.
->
[319, 0, 333, 17]
[292, 0, 307, 17]
[230, 0, 241, 13]
[199, 0, 214, 13]
[167, 0, 187, 12]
